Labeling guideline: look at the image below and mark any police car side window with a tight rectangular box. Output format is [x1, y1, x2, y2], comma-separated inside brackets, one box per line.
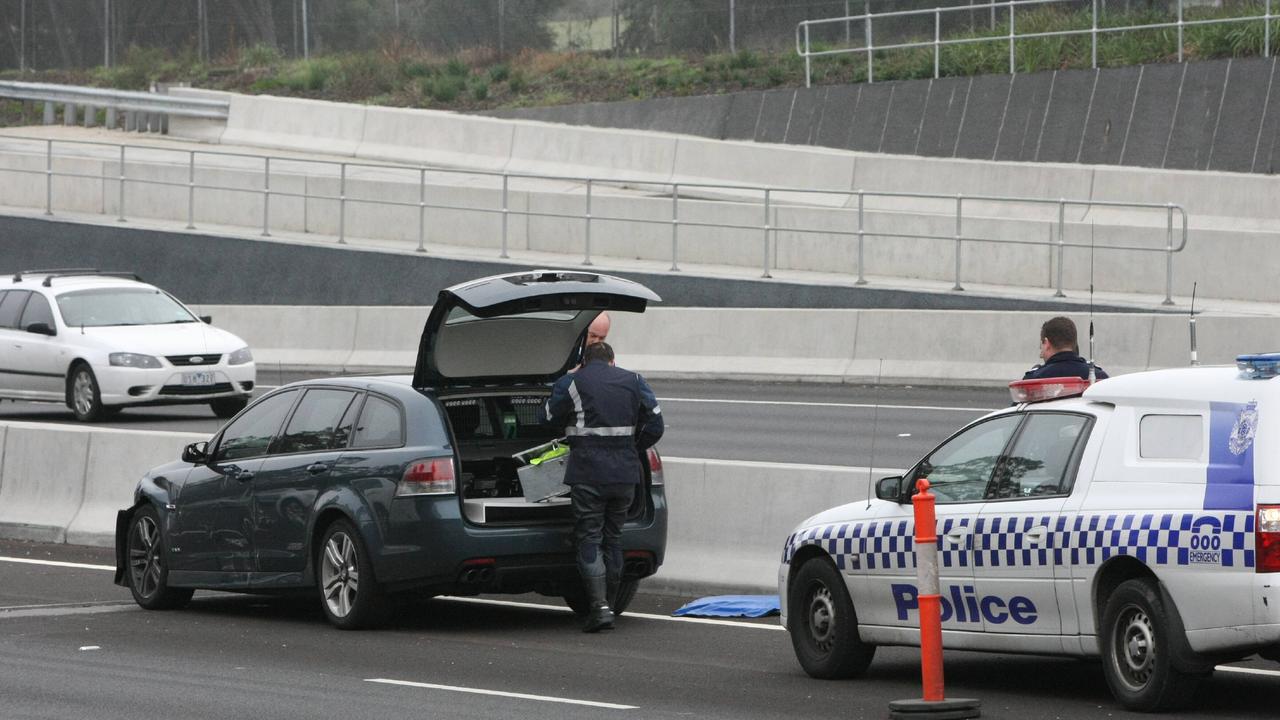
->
[988, 413, 1091, 499]
[1139, 414, 1204, 460]
[918, 415, 1022, 504]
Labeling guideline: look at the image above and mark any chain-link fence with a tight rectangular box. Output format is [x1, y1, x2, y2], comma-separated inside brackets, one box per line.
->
[0, 0, 1237, 71]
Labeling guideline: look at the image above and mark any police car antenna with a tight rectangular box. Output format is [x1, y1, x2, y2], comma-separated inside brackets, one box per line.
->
[1087, 223, 1096, 384]
[1189, 282, 1199, 367]
[864, 359, 884, 509]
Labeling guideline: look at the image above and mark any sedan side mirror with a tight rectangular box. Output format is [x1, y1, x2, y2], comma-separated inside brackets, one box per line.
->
[25, 322, 55, 336]
[181, 441, 209, 464]
[199, 315, 213, 324]
[875, 475, 904, 502]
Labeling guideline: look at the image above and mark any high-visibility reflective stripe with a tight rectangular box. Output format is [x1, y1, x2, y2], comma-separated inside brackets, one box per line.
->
[652, 405, 662, 415]
[567, 380, 585, 433]
[564, 426, 635, 437]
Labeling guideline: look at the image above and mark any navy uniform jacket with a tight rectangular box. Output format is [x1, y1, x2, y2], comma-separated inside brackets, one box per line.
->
[543, 360, 664, 486]
[1023, 351, 1108, 381]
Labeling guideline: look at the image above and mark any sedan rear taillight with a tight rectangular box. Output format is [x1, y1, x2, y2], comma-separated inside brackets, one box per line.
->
[395, 457, 456, 496]
[647, 448, 664, 486]
[1259, 505, 1280, 573]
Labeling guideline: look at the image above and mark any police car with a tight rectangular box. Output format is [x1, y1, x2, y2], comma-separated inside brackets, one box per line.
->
[780, 359, 1280, 712]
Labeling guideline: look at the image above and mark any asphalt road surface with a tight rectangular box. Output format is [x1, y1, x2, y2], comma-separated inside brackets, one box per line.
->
[0, 377, 1003, 469]
[1, 540, 1277, 720]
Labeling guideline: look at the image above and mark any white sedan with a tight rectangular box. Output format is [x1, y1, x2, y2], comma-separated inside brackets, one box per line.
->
[0, 270, 255, 421]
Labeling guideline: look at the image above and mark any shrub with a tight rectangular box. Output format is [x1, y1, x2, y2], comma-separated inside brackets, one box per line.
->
[728, 49, 761, 70]
[508, 71, 527, 93]
[445, 57, 469, 77]
[240, 42, 282, 70]
[471, 79, 489, 101]
[327, 52, 397, 98]
[401, 58, 434, 78]
[426, 75, 465, 102]
[488, 63, 511, 83]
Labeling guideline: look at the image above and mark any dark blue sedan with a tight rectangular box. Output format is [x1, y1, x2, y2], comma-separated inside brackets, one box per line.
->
[114, 270, 667, 629]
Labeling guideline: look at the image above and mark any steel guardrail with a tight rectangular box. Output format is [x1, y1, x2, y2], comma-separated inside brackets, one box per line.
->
[0, 81, 229, 121]
[796, 0, 1275, 86]
[0, 133, 1190, 305]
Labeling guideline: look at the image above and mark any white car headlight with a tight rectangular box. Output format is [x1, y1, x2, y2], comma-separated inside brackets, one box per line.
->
[109, 353, 162, 369]
[228, 346, 253, 365]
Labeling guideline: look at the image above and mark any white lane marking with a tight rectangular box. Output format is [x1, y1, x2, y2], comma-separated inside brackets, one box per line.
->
[897, 433, 912, 437]
[365, 678, 638, 710]
[79, 646, 100, 651]
[0, 605, 136, 619]
[0, 557, 114, 571]
[1216, 665, 1280, 678]
[443, 596, 784, 631]
[657, 397, 994, 413]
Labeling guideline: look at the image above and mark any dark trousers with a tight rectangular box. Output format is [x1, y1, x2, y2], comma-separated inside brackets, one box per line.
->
[570, 483, 635, 581]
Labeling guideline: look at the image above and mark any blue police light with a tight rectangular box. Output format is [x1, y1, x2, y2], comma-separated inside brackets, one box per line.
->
[1236, 353, 1280, 379]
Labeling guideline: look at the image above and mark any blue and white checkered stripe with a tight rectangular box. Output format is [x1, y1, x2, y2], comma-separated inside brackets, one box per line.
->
[783, 511, 1255, 571]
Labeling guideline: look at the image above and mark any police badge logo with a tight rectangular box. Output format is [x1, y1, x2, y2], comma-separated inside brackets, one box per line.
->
[1229, 400, 1259, 456]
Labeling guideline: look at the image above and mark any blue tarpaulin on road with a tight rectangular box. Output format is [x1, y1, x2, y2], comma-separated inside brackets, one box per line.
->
[672, 595, 781, 618]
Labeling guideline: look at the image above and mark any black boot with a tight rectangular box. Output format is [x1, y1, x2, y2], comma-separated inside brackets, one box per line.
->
[606, 571, 622, 611]
[581, 575, 614, 633]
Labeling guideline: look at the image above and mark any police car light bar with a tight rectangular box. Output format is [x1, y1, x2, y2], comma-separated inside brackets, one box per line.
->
[1237, 353, 1280, 379]
[1008, 377, 1091, 404]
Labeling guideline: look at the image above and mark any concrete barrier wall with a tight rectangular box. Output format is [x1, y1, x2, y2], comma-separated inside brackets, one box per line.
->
[0, 417, 872, 593]
[170, 84, 1280, 225]
[0, 423, 203, 544]
[655, 458, 873, 592]
[183, 304, 1276, 385]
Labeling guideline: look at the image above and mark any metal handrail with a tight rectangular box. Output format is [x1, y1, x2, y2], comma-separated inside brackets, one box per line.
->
[0, 81, 229, 127]
[797, 0, 1275, 86]
[0, 133, 1190, 304]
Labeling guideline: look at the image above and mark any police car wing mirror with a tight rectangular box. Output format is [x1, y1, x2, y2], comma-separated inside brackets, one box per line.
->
[875, 476, 904, 502]
[181, 441, 208, 465]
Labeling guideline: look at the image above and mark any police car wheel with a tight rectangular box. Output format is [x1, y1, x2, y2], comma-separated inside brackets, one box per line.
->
[789, 557, 875, 679]
[1100, 579, 1202, 712]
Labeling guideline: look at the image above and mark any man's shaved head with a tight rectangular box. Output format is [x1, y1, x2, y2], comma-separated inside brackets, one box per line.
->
[587, 312, 611, 346]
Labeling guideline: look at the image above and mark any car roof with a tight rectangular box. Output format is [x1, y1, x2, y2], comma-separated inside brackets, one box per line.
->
[283, 375, 415, 393]
[1084, 366, 1280, 408]
[1, 272, 156, 294]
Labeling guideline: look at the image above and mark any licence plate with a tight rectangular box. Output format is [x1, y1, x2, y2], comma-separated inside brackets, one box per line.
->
[183, 371, 215, 386]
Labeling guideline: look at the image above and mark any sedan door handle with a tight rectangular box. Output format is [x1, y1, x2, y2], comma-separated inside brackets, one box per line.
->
[1024, 525, 1049, 545]
[307, 462, 331, 475]
[944, 527, 971, 547]
[234, 470, 255, 483]
[224, 465, 254, 483]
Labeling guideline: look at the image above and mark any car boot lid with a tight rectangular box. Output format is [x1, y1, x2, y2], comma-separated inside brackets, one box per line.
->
[413, 269, 660, 389]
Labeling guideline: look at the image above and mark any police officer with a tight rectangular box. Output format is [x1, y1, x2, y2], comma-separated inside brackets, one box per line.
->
[1024, 316, 1108, 381]
[544, 341, 663, 632]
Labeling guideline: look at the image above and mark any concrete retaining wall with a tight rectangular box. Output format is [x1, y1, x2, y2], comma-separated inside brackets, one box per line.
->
[0, 420, 868, 593]
[490, 58, 1280, 179]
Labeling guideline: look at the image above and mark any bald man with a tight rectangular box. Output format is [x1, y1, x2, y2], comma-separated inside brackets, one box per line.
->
[587, 312, 611, 346]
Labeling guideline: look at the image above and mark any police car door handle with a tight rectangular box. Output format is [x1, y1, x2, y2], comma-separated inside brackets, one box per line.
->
[1024, 525, 1049, 545]
[944, 527, 971, 547]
